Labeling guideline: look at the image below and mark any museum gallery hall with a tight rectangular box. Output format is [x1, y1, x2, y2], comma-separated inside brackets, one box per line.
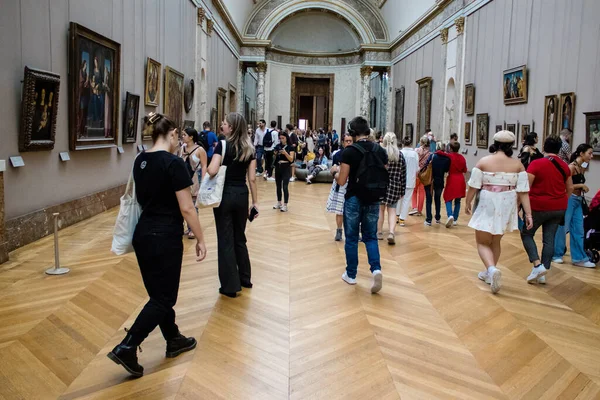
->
[1, 0, 600, 399]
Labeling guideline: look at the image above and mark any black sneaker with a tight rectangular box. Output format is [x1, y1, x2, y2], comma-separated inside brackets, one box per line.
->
[107, 334, 144, 377]
[166, 334, 197, 358]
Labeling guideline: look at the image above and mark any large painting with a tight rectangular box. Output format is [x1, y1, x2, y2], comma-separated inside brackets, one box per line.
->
[416, 77, 432, 136]
[145, 57, 161, 107]
[20, 67, 60, 152]
[69, 22, 120, 150]
[123, 92, 140, 144]
[476, 113, 489, 148]
[464, 121, 472, 145]
[210, 108, 218, 134]
[464, 84, 475, 115]
[558, 92, 576, 132]
[394, 86, 405, 139]
[584, 111, 600, 155]
[503, 65, 527, 105]
[543, 95, 558, 141]
[164, 66, 184, 129]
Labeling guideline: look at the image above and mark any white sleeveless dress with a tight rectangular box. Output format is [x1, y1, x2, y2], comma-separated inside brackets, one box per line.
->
[467, 168, 529, 235]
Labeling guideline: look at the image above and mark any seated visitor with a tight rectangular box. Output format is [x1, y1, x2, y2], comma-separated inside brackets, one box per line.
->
[306, 147, 328, 184]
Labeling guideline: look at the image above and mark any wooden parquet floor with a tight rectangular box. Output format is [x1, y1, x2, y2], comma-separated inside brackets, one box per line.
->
[1, 180, 600, 399]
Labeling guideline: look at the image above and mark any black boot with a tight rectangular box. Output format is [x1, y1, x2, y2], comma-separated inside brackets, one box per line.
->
[107, 333, 144, 377]
[166, 333, 197, 358]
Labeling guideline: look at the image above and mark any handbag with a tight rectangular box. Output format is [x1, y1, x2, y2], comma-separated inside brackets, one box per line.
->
[111, 167, 142, 255]
[418, 155, 433, 186]
[198, 140, 227, 208]
[582, 195, 589, 217]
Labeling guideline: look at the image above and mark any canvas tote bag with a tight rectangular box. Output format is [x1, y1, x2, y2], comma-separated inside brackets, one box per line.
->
[111, 167, 142, 255]
[198, 140, 227, 208]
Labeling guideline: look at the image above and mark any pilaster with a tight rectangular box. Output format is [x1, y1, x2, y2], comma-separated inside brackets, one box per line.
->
[360, 66, 373, 119]
[256, 62, 268, 121]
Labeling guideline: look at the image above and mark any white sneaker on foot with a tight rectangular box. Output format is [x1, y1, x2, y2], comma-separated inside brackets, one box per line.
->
[527, 265, 548, 283]
[280, 205, 288, 212]
[424, 221, 432, 226]
[408, 209, 418, 216]
[488, 266, 502, 294]
[377, 232, 384, 240]
[267, 177, 275, 182]
[256, 172, 263, 177]
[342, 272, 357, 285]
[273, 203, 281, 209]
[478, 271, 491, 284]
[446, 216, 454, 228]
[552, 257, 564, 264]
[453, 221, 458, 226]
[573, 260, 596, 268]
[537, 275, 546, 284]
[289, 177, 296, 182]
[371, 270, 383, 293]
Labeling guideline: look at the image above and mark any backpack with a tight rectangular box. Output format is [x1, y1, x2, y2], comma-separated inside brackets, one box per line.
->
[198, 131, 210, 153]
[352, 143, 388, 203]
[262, 129, 274, 148]
[418, 154, 433, 186]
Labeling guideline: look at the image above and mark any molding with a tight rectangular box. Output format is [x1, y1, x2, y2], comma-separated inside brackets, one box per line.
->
[240, 55, 266, 63]
[270, 46, 361, 58]
[440, 27, 449, 44]
[266, 59, 363, 69]
[211, 0, 244, 45]
[190, 0, 240, 58]
[455, 16, 465, 35]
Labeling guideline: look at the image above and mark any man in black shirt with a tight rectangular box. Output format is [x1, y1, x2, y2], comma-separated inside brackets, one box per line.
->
[335, 116, 388, 293]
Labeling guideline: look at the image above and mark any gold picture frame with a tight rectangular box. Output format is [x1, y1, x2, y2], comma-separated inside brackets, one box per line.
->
[164, 66, 184, 129]
[503, 65, 527, 105]
[543, 95, 559, 141]
[144, 57, 161, 107]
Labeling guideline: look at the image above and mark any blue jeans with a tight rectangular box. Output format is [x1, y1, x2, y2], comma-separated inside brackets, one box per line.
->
[554, 195, 589, 262]
[343, 196, 382, 279]
[445, 199, 461, 221]
[424, 185, 433, 223]
[255, 146, 264, 173]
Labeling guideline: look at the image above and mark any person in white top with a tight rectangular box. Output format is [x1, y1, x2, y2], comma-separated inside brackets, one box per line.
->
[306, 132, 315, 153]
[253, 119, 267, 176]
[179, 128, 207, 239]
[396, 136, 419, 226]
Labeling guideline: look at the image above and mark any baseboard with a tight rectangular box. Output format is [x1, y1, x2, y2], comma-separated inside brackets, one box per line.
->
[5, 184, 126, 254]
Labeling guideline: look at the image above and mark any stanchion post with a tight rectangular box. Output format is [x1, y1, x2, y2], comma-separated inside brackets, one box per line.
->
[45, 212, 70, 275]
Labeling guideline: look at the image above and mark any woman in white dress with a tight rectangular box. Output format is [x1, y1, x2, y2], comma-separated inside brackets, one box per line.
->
[465, 131, 533, 294]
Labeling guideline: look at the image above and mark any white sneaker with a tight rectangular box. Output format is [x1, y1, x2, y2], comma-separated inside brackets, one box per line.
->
[267, 177, 275, 182]
[371, 270, 383, 293]
[273, 203, 281, 210]
[488, 266, 502, 294]
[256, 172, 263, 177]
[573, 261, 596, 268]
[446, 216, 454, 228]
[527, 265, 548, 283]
[478, 271, 491, 284]
[280, 205, 288, 212]
[537, 275, 546, 284]
[408, 209, 418, 216]
[552, 258, 564, 264]
[342, 272, 357, 285]
[263, 175, 268, 181]
[453, 221, 458, 226]
[424, 221, 432, 226]
[289, 177, 296, 182]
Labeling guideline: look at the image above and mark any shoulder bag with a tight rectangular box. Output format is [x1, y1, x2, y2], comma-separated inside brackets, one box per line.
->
[418, 154, 433, 186]
[198, 140, 228, 208]
[111, 165, 142, 255]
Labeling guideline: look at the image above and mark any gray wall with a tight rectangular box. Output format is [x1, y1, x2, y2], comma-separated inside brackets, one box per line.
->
[207, 32, 239, 115]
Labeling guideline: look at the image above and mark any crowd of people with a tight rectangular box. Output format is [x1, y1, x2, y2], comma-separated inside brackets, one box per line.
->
[108, 111, 598, 378]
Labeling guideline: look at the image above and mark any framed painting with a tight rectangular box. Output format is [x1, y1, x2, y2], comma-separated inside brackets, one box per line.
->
[217, 88, 227, 128]
[145, 58, 161, 107]
[394, 86, 405, 139]
[543, 95, 558, 141]
[20, 66, 60, 152]
[184, 79, 194, 113]
[68, 22, 121, 150]
[521, 124, 531, 147]
[506, 123, 517, 149]
[476, 113, 489, 148]
[584, 111, 600, 155]
[464, 84, 475, 115]
[164, 66, 184, 129]
[416, 77, 432, 136]
[558, 92, 576, 132]
[405, 123, 414, 145]
[123, 92, 140, 144]
[183, 120, 195, 129]
[503, 65, 527, 105]
[210, 108, 218, 134]
[495, 125, 503, 133]
[464, 121, 472, 145]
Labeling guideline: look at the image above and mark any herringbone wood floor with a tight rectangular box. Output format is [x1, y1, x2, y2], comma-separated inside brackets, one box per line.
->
[1, 180, 600, 399]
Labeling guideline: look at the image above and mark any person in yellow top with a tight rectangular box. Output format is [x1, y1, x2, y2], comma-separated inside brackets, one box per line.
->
[305, 151, 316, 163]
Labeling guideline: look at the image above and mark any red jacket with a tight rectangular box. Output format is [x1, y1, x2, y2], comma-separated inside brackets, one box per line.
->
[443, 152, 467, 202]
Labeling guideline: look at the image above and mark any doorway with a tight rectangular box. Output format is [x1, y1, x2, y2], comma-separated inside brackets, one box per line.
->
[290, 73, 334, 131]
[298, 95, 328, 130]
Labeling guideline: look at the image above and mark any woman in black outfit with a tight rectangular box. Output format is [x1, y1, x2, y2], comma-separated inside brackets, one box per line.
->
[207, 112, 259, 298]
[273, 132, 295, 212]
[108, 113, 207, 377]
[519, 132, 543, 169]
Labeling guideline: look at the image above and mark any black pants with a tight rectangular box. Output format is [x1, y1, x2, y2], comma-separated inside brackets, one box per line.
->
[424, 185, 433, 223]
[264, 151, 274, 177]
[128, 224, 183, 345]
[520, 210, 565, 269]
[275, 163, 291, 203]
[433, 184, 444, 221]
[213, 185, 252, 293]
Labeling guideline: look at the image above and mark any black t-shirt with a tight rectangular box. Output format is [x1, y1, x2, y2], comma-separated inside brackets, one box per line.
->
[214, 140, 255, 187]
[275, 144, 295, 163]
[134, 151, 192, 230]
[341, 140, 388, 200]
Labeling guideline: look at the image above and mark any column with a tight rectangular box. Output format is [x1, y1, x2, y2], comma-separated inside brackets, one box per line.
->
[237, 62, 246, 115]
[0, 171, 7, 264]
[256, 62, 267, 121]
[438, 28, 449, 141]
[360, 66, 373, 119]
[454, 17, 466, 140]
[385, 67, 394, 134]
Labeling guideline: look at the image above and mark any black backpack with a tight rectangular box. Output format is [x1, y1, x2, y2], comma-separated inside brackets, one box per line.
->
[262, 129, 274, 148]
[198, 131, 210, 153]
[184, 146, 200, 178]
[352, 143, 388, 203]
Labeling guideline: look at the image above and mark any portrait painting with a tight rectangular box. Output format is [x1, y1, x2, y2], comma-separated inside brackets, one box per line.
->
[476, 113, 489, 148]
[405, 123, 414, 145]
[69, 22, 120, 150]
[20, 67, 61, 152]
[496, 125, 503, 133]
[503, 65, 527, 105]
[584, 111, 600, 155]
[183, 120, 195, 129]
[123, 92, 140, 144]
[465, 84, 475, 115]
[558, 92, 576, 132]
[164, 66, 184, 129]
[145, 58, 161, 107]
[506, 123, 517, 149]
[464, 121, 472, 145]
[543, 95, 558, 141]
[184, 79, 194, 113]
[521, 124, 531, 147]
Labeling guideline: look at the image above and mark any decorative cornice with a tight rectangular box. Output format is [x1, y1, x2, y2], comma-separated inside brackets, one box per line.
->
[256, 62, 268, 73]
[455, 16, 465, 35]
[197, 7, 205, 26]
[211, 0, 243, 45]
[360, 65, 374, 77]
[270, 46, 360, 58]
[440, 27, 449, 44]
[207, 19, 214, 36]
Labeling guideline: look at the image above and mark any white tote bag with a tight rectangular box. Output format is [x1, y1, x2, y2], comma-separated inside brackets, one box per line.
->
[111, 168, 142, 255]
[198, 140, 228, 208]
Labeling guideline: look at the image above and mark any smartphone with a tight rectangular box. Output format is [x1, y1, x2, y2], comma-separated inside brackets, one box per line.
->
[248, 206, 259, 222]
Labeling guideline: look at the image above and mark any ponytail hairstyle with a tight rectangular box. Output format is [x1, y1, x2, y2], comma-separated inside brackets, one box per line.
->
[383, 132, 400, 162]
[225, 112, 254, 162]
[489, 141, 514, 157]
[570, 143, 593, 163]
[143, 112, 177, 143]
[184, 127, 199, 144]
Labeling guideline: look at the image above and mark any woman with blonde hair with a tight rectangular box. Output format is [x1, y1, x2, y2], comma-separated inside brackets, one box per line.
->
[206, 112, 259, 298]
[377, 132, 407, 244]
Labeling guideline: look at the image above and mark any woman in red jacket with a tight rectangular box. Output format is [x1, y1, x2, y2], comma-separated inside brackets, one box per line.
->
[443, 141, 467, 227]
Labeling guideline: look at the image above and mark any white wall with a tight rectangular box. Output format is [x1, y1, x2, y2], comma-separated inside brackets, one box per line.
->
[222, 0, 254, 34]
[266, 62, 361, 133]
[381, 0, 436, 40]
